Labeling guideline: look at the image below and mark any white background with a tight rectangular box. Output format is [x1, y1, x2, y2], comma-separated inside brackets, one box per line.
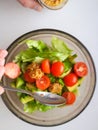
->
[0, 0, 98, 130]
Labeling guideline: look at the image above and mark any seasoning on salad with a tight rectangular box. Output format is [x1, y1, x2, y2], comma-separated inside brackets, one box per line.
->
[42, 0, 63, 7]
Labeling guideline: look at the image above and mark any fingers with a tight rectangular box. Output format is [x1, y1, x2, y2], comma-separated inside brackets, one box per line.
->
[0, 86, 4, 95]
[17, 0, 43, 11]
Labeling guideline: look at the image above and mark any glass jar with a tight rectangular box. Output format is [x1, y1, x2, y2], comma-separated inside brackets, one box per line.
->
[38, 0, 68, 10]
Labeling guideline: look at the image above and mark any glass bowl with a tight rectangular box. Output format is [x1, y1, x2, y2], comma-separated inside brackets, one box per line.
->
[38, 0, 68, 10]
[2, 29, 96, 126]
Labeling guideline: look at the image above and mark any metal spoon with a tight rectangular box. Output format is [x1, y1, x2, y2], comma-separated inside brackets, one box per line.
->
[1, 85, 66, 106]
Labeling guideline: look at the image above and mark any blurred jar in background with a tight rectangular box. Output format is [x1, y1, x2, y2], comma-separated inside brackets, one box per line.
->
[38, 0, 68, 10]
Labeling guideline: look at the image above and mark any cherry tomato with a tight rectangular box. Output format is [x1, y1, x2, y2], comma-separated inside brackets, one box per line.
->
[41, 59, 50, 74]
[24, 71, 35, 83]
[62, 92, 76, 105]
[36, 75, 50, 90]
[51, 61, 64, 77]
[64, 73, 78, 87]
[74, 62, 88, 77]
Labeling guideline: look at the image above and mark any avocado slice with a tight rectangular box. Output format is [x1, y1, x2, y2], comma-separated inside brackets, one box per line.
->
[16, 77, 25, 88]
[72, 88, 79, 96]
[20, 96, 34, 104]
[59, 68, 72, 78]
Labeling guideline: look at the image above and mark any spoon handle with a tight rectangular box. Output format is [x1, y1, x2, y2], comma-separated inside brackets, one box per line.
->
[0, 83, 66, 106]
[0, 84, 34, 96]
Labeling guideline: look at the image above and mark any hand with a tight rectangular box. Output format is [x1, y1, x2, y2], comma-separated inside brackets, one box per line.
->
[17, 0, 43, 11]
[0, 86, 4, 95]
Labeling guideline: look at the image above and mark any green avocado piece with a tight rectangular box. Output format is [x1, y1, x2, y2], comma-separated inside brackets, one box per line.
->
[72, 88, 79, 95]
[59, 68, 72, 78]
[20, 96, 34, 104]
[67, 78, 84, 92]
[16, 77, 25, 88]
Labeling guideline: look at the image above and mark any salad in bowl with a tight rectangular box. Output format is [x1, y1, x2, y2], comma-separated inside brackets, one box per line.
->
[0, 36, 88, 113]
[1, 29, 95, 126]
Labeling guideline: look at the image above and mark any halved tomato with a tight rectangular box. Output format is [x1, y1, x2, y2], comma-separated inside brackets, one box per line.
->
[51, 61, 64, 77]
[36, 75, 50, 90]
[62, 92, 76, 105]
[24, 71, 35, 83]
[74, 62, 88, 77]
[41, 59, 50, 74]
[63, 73, 78, 87]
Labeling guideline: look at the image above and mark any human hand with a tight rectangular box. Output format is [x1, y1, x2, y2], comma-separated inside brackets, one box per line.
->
[0, 86, 4, 95]
[0, 49, 8, 95]
[17, 0, 43, 11]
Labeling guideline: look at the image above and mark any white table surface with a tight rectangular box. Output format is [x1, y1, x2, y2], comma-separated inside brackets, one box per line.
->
[0, 0, 98, 130]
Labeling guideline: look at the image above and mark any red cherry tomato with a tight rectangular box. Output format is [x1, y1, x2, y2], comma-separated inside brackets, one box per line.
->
[74, 62, 88, 77]
[24, 71, 35, 83]
[41, 59, 50, 74]
[62, 92, 76, 105]
[36, 75, 50, 90]
[51, 61, 64, 77]
[64, 73, 78, 87]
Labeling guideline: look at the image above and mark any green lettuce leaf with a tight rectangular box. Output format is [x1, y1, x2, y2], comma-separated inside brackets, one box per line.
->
[51, 36, 72, 55]
[14, 37, 74, 63]
[26, 39, 49, 52]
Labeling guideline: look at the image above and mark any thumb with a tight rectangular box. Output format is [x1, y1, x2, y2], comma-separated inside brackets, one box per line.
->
[17, 0, 43, 11]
